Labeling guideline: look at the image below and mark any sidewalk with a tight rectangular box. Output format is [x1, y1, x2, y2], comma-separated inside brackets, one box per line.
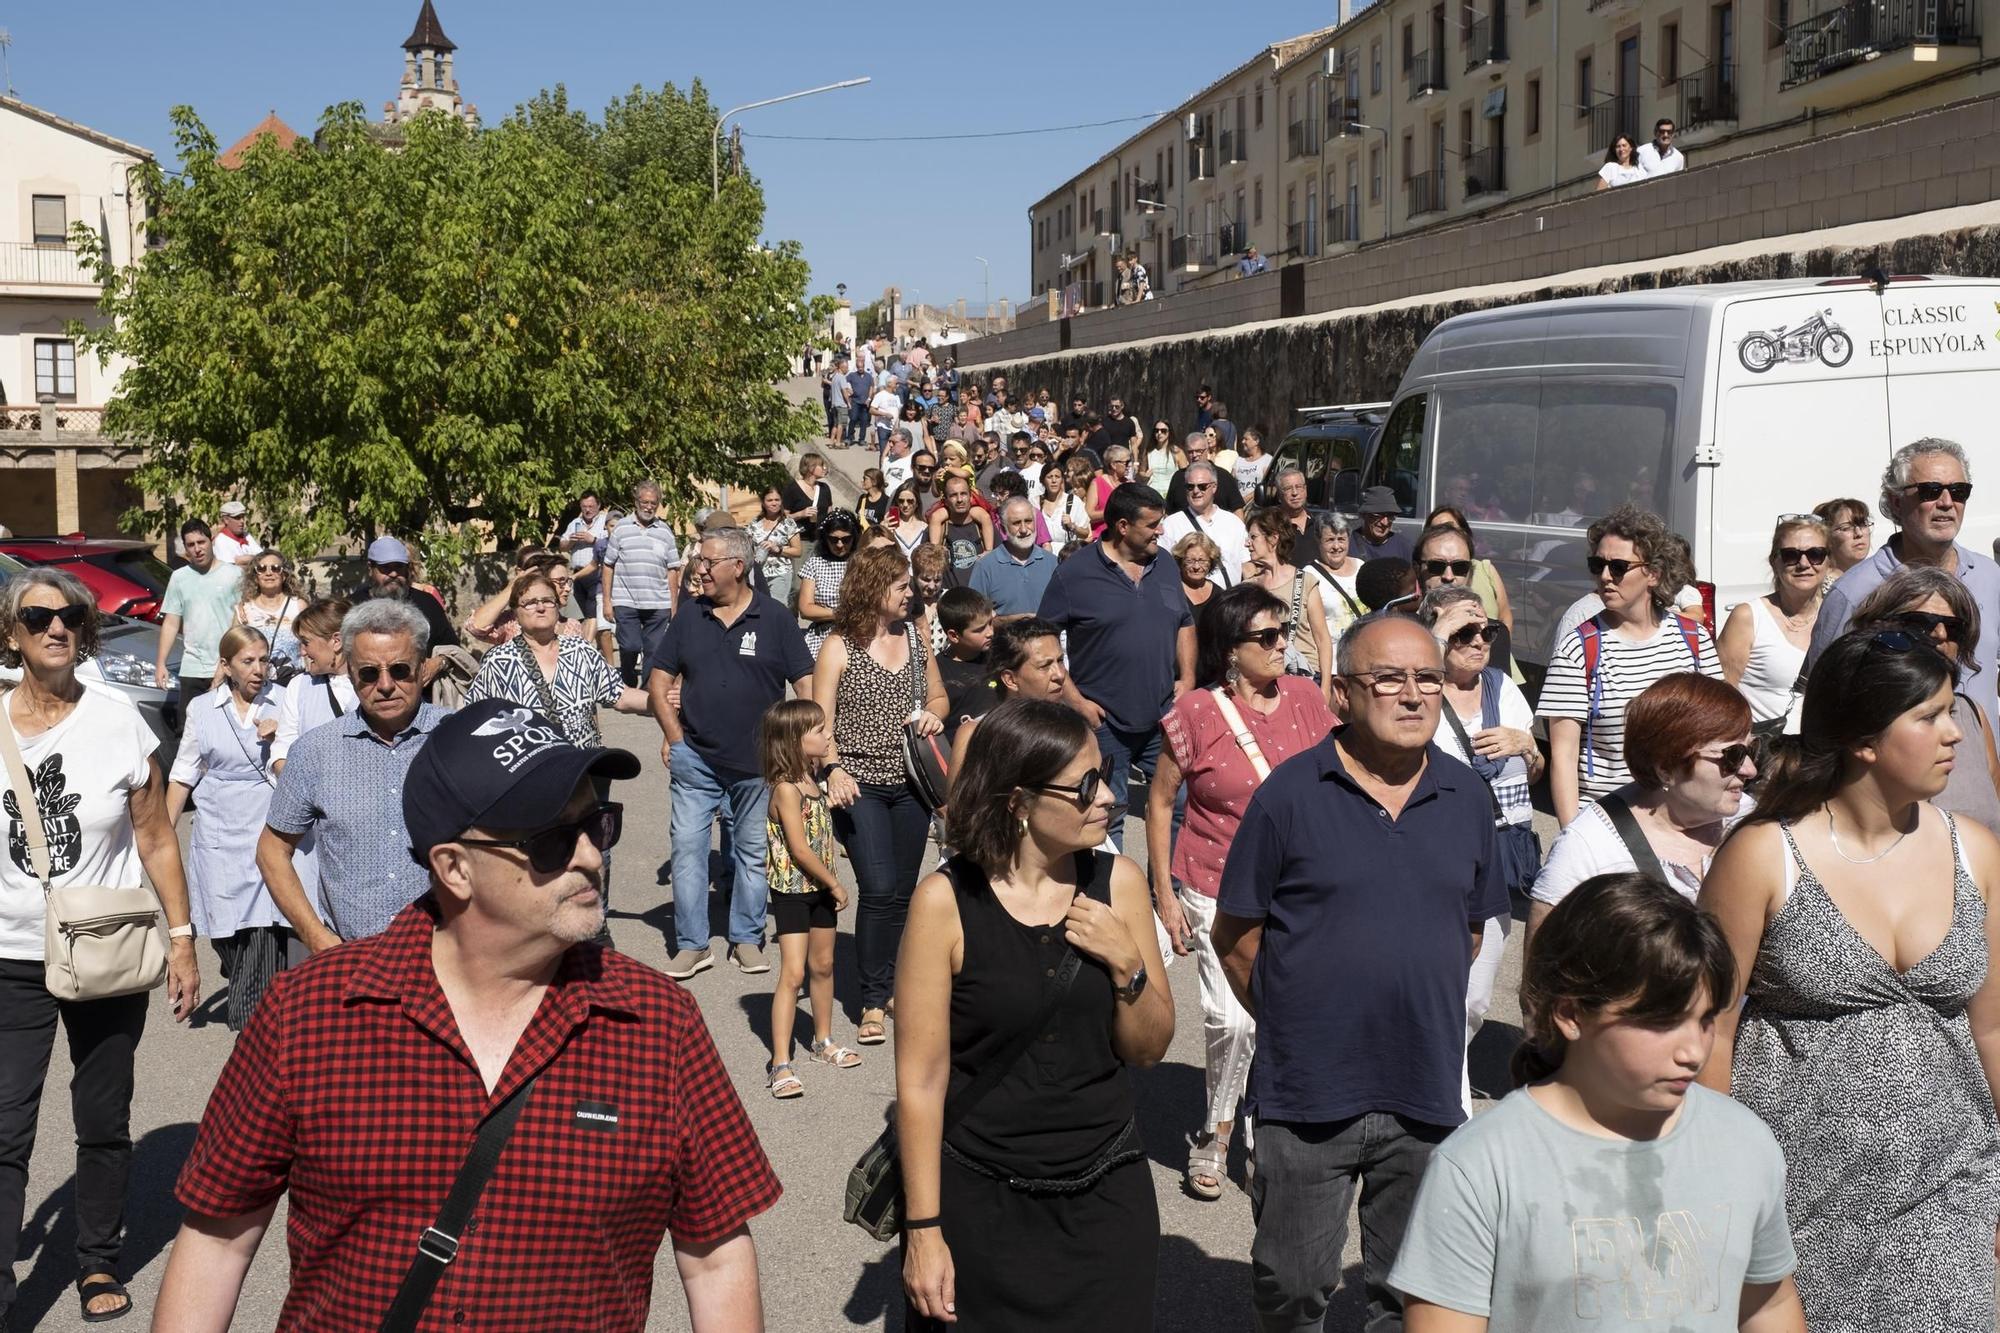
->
[775, 373, 869, 512]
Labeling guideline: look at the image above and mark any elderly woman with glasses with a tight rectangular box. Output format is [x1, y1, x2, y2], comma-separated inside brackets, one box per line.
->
[1719, 513, 1827, 735]
[0, 569, 200, 1324]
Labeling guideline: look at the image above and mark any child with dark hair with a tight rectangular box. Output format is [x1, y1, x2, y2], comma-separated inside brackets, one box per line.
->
[1390, 873, 1804, 1332]
[935, 588, 995, 738]
[1355, 557, 1418, 613]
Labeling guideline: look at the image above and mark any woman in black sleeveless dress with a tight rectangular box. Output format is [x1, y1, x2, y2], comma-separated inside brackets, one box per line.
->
[896, 698, 1174, 1331]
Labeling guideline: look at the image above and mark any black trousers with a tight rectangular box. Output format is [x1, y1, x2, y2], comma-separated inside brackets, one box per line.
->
[0, 959, 148, 1314]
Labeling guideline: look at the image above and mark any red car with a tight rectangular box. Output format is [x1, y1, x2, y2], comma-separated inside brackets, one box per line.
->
[0, 535, 174, 621]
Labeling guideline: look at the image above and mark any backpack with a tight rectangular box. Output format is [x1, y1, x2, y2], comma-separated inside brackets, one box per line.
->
[1574, 611, 1703, 777]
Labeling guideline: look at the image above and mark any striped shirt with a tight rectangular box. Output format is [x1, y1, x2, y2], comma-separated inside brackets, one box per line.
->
[1536, 615, 1722, 802]
[604, 516, 682, 611]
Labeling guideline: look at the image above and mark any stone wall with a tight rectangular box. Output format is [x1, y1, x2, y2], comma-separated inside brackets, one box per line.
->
[973, 223, 2000, 438]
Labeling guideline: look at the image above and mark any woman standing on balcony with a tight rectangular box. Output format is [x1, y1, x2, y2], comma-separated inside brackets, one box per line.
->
[1597, 134, 1645, 189]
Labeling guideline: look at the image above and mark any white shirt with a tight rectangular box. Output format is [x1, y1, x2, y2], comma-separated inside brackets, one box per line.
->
[1533, 786, 1754, 907]
[1597, 161, 1646, 188]
[273, 671, 359, 763]
[1636, 141, 1685, 175]
[1160, 506, 1250, 589]
[870, 388, 902, 422]
[0, 687, 158, 960]
[562, 511, 608, 570]
[212, 528, 263, 566]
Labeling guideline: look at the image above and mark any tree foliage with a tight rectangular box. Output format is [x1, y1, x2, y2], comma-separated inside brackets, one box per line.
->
[78, 83, 824, 576]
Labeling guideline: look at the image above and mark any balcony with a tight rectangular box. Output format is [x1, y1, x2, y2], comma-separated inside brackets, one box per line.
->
[1463, 145, 1507, 197]
[1188, 137, 1215, 180]
[1678, 63, 1738, 134]
[1329, 97, 1363, 135]
[1286, 219, 1320, 257]
[1220, 220, 1244, 256]
[1287, 120, 1305, 159]
[1585, 0, 1642, 14]
[0, 241, 97, 294]
[1587, 93, 1641, 155]
[1169, 232, 1215, 271]
[1, 404, 107, 436]
[1464, 14, 1508, 71]
[1326, 204, 1357, 248]
[1220, 128, 1239, 164]
[1407, 170, 1443, 217]
[1781, 0, 1979, 94]
[1408, 48, 1447, 100]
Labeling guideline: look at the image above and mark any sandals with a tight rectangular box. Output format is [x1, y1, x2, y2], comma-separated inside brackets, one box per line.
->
[856, 1008, 888, 1045]
[810, 1037, 862, 1068]
[766, 1062, 804, 1099]
[77, 1270, 133, 1324]
[1185, 1131, 1228, 1202]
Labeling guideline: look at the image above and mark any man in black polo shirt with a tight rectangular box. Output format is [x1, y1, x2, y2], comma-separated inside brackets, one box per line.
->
[351, 536, 458, 696]
[648, 526, 813, 980]
[1037, 482, 1194, 851]
[1213, 613, 1506, 1333]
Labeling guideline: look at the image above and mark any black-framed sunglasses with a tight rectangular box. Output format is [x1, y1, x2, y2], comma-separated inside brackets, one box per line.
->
[1422, 559, 1474, 579]
[1893, 610, 1967, 644]
[1902, 480, 1973, 504]
[1586, 556, 1649, 580]
[1778, 545, 1829, 567]
[1237, 626, 1290, 650]
[1696, 743, 1755, 775]
[1030, 760, 1118, 808]
[356, 662, 419, 685]
[254, 561, 286, 575]
[1868, 627, 1956, 672]
[1447, 622, 1501, 647]
[17, 604, 88, 635]
[457, 803, 624, 875]
[372, 562, 411, 577]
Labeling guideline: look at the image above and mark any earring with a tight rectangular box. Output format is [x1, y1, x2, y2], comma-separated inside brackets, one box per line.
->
[1225, 654, 1240, 685]
[1018, 816, 1029, 836]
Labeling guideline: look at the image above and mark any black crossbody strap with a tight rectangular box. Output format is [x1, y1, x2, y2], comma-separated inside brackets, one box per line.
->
[1599, 793, 1670, 883]
[1439, 703, 1506, 828]
[379, 1075, 538, 1333]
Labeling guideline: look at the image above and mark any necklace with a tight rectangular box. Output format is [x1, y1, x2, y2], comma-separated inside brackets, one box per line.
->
[1826, 807, 1909, 864]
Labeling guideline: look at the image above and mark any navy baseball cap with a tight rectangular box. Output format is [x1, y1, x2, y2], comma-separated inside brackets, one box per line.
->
[403, 699, 640, 865]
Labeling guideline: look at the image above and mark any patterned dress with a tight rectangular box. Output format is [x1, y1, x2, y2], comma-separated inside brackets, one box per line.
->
[1732, 813, 2000, 1333]
[464, 634, 623, 748]
[765, 783, 835, 896]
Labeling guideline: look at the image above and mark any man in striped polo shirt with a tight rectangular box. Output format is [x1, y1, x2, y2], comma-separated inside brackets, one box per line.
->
[602, 479, 683, 687]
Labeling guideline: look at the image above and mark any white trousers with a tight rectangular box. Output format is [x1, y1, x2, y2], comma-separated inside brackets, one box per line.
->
[1462, 913, 1514, 1115]
[1177, 885, 1257, 1139]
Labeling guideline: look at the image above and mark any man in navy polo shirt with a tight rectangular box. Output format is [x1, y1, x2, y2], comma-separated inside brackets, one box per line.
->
[647, 527, 814, 980]
[1037, 482, 1194, 850]
[1213, 613, 1507, 1333]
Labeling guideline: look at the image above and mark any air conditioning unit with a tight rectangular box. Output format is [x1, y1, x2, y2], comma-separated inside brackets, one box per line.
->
[1186, 113, 1201, 141]
[1323, 49, 1343, 77]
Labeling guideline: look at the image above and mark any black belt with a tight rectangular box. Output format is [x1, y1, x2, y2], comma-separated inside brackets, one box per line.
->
[942, 1118, 1142, 1195]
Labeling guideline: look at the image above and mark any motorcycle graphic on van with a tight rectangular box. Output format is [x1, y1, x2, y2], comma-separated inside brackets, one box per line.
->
[1737, 309, 1855, 373]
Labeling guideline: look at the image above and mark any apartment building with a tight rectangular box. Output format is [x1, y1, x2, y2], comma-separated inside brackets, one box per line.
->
[1029, 0, 1991, 308]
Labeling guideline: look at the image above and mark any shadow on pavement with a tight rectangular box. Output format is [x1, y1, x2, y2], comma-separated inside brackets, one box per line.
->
[1130, 1059, 1209, 1177]
[13, 1121, 197, 1330]
[843, 1246, 903, 1327]
[1468, 1020, 1525, 1103]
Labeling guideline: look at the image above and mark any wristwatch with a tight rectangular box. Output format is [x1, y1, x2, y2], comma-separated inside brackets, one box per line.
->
[1116, 963, 1148, 1002]
[167, 923, 195, 940]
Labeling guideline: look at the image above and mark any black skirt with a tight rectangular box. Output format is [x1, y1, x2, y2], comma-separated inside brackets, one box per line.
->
[904, 1154, 1158, 1332]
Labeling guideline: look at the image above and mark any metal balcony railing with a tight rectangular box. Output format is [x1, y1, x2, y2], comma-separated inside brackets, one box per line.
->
[1782, 0, 1978, 87]
[1286, 220, 1321, 256]
[1587, 94, 1641, 155]
[1220, 128, 1238, 164]
[0, 242, 94, 287]
[1171, 232, 1220, 270]
[1678, 63, 1738, 132]
[1407, 170, 1442, 216]
[1329, 97, 1363, 135]
[1220, 220, 1244, 256]
[1408, 48, 1447, 99]
[1463, 145, 1507, 196]
[1326, 204, 1356, 244]
[1287, 121, 1305, 159]
[1464, 13, 1508, 70]
[1188, 137, 1215, 180]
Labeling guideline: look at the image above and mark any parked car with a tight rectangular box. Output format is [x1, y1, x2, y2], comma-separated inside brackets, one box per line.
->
[1257, 401, 1390, 515]
[0, 550, 181, 768]
[0, 535, 174, 622]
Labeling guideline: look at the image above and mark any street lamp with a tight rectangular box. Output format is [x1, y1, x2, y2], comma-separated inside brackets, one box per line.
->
[1137, 197, 1199, 273]
[1347, 123, 1394, 240]
[972, 256, 990, 314]
[712, 77, 871, 197]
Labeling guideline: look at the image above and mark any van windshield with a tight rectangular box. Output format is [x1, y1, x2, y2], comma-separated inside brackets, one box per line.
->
[1432, 380, 1676, 529]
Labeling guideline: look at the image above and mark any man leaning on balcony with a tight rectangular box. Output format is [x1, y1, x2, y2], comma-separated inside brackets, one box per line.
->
[1237, 246, 1269, 277]
[1637, 118, 1686, 176]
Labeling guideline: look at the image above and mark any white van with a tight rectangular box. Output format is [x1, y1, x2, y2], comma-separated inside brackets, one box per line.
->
[1354, 275, 2000, 680]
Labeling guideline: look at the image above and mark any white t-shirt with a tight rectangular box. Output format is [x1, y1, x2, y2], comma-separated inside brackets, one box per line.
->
[1160, 507, 1250, 589]
[273, 671, 360, 763]
[211, 529, 264, 566]
[1233, 453, 1274, 493]
[870, 389, 902, 423]
[1431, 673, 1537, 827]
[1533, 785, 1755, 907]
[1637, 141, 1686, 175]
[1597, 161, 1646, 188]
[0, 687, 158, 960]
[562, 511, 608, 570]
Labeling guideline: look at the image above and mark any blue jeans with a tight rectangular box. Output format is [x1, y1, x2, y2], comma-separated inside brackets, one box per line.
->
[832, 780, 930, 1010]
[847, 402, 869, 444]
[1094, 722, 1164, 852]
[613, 605, 670, 687]
[669, 742, 771, 953]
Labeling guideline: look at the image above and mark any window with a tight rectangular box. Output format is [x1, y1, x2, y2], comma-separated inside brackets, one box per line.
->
[1526, 77, 1543, 136]
[1371, 39, 1384, 94]
[1236, 187, 1247, 228]
[1403, 21, 1416, 71]
[31, 195, 66, 245]
[1460, 106, 1474, 163]
[1661, 22, 1680, 83]
[1370, 145, 1383, 202]
[1367, 394, 1428, 516]
[1236, 94, 1247, 147]
[1287, 185, 1297, 226]
[1402, 132, 1414, 181]
[433, 60, 445, 89]
[1531, 383, 1678, 526]
[34, 339, 77, 401]
[1770, 0, 1788, 47]
[1254, 180, 1264, 224]
[1436, 381, 1540, 521]
[1577, 56, 1594, 119]
[1255, 84, 1265, 129]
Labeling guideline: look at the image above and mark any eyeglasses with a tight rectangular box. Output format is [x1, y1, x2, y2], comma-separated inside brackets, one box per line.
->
[1901, 481, 1973, 504]
[1422, 559, 1474, 579]
[516, 597, 559, 611]
[1893, 610, 1967, 644]
[1341, 668, 1448, 696]
[1696, 743, 1755, 775]
[692, 555, 742, 568]
[356, 662, 419, 685]
[17, 604, 87, 635]
[1237, 626, 1289, 650]
[1587, 556, 1649, 580]
[1447, 622, 1500, 648]
[1030, 760, 1118, 808]
[1832, 518, 1874, 534]
[457, 803, 624, 875]
[1778, 546, 1829, 567]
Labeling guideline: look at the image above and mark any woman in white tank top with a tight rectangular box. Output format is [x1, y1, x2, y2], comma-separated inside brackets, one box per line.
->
[1719, 515, 1826, 729]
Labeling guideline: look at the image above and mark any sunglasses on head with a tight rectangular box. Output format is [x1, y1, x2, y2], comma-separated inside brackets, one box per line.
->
[1237, 626, 1289, 650]
[1586, 556, 1648, 580]
[1447, 622, 1500, 647]
[1778, 546, 1829, 567]
[17, 604, 88, 635]
[1030, 759, 1119, 808]
[356, 662, 419, 685]
[1422, 559, 1474, 579]
[1893, 609, 1966, 644]
[1902, 480, 1973, 504]
[457, 803, 624, 875]
[1697, 743, 1755, 775]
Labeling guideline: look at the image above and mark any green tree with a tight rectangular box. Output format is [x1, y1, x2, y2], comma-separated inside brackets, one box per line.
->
[78, 86, 824, 579]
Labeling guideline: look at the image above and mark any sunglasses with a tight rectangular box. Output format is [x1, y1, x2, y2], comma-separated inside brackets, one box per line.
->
[1893, 610, 1967, 644]
[1447, 622, 1501, 647]
[457, 803, 624, 875]
[1586, 556, 1649, 580]
[1901, 481, 1973, 504]
[17, 604, 88, 635]
[1237, 626, 1290, 650]
[1868, 627, 1956, 672]
[373, 562, 411, 577]
[1778, 546, 1829, 567]
[1422, 559, 1474, 579]
[1697, 743, 1755, 775]
[1155, 426, 1171, 434]
[1188, 482, 1214, 493]
[1031, 759, 1119, 808]
[255, 562, 285, 574]
[356, 662, 419, 685]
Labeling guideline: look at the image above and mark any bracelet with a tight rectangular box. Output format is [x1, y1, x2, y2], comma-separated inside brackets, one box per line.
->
[904, 1216, 942, 1231]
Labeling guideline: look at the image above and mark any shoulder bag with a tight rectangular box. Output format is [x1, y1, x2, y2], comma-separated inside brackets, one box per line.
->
[0, 690, 169, 1001]
[1437, 669, 1542, 894]
[1208, 688, 1273, 781]
[900, 622, 951, 814]
[1599, 790, 1670, 883]
[844, 852, 1105, 1240]
[1281, 571, 1314, 680]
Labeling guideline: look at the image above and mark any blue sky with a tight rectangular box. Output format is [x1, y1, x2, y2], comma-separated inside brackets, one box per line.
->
[2, 0, 1350, 312]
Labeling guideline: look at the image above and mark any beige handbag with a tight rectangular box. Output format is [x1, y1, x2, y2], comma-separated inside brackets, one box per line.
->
[0, 691, 168, 1001]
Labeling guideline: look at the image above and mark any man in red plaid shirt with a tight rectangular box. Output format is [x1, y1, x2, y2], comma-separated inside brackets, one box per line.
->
[153, 699, 780, 1331]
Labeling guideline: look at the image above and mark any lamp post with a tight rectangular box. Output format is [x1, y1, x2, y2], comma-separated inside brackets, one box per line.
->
[1347, 122, 1394, 240]
[972, 256, 990, 315]
[712, 77, 871, 197]
[1137, 197, 1198, 274]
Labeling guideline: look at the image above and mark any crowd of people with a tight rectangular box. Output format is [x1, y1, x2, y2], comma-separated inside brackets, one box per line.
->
[5, 362, 2000, 1332]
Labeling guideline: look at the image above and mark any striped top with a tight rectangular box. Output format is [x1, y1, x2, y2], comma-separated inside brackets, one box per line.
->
[1536, 615, 1723, 802]
[604, 516, 682, 611]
